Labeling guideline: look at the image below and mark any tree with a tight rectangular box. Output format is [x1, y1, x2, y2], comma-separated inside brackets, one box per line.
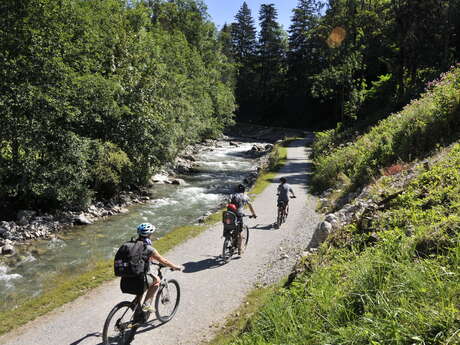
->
[230, 2, 258, 120]
[257, 4, 288, 122]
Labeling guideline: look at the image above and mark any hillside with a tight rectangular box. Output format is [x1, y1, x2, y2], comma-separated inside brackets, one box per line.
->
[211, 67, 460, 345]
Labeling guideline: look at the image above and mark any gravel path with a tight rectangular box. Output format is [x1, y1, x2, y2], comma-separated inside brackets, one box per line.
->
[0, 135, 321, 345]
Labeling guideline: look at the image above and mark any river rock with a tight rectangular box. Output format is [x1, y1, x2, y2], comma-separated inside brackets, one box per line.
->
[0, 227, 8, 239]
[149, 173, 170, 184]
[171, 178, 187, 185]
[1, 243, 15, 256]
[229, 141, 239, 147]
[74, 214, 92, 225]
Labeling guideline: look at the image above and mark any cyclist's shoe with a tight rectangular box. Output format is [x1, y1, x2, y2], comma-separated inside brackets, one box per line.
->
[142, 304, 156, 313]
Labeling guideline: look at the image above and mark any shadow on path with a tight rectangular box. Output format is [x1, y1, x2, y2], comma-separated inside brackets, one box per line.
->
[69, 332, 101, 345]
[182, 256, 223, 273]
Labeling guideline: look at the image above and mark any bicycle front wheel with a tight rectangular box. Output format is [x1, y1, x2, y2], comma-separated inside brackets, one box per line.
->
[155, 279, 181, 323]
[102, 301, 137, 345]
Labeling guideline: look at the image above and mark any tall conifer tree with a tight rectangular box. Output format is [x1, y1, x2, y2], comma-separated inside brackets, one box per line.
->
[231, 1, 258, 120]
[257, 4, 287, 122]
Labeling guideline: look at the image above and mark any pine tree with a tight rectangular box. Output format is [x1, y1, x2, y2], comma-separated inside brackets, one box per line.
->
[288, 0, 323, 87]
[231, 1, 257, 63]
[257, 4, 287, 122]
[230, 2, 258, 120]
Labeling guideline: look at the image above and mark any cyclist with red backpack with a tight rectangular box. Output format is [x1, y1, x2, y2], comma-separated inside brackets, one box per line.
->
[229, 184, 257, 254]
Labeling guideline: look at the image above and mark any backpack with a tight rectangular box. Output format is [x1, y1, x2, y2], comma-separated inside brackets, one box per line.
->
[114, 239, 148, 278]
[222, 210, 238, 236]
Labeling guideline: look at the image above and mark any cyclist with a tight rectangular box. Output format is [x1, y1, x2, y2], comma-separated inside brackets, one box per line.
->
[135, 223, 181, 314]
[230, 184, 257, 254]
[277, 177, 296, 217]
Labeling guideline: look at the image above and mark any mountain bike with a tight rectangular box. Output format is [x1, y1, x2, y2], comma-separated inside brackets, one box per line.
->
[276, 196, 296, 228]
[221, 214, 255, 263]
[102, 263, 181, 345]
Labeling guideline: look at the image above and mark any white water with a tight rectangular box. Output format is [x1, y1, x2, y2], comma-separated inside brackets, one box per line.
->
[0, 140, 262, 311]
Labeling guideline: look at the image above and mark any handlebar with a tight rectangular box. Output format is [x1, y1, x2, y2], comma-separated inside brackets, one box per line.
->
[152, 262, 182, 272]
[241, 214, 257, 219]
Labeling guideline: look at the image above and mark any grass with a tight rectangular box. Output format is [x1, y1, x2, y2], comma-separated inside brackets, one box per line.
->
[0, 136, 294, 336]
[203, 283, 280, 345]
[216, 142, 460, 345]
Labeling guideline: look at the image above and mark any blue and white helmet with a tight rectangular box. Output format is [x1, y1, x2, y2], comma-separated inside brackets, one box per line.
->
[137, 223, 156, 237]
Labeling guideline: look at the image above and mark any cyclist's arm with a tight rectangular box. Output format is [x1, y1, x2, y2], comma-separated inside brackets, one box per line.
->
[151, 252, 181, 270]
[289, 187, 296, 198]
[247, 202, 257, 218]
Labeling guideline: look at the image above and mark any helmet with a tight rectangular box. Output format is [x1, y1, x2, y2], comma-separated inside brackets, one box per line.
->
[227, 203, 237, 212]
[280, 177, 287, 183]
[237, 184, 245, 193]
[137, 223, 156, 237]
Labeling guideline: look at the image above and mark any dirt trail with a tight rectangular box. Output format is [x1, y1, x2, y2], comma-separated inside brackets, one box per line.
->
[0, 135, 320, 345]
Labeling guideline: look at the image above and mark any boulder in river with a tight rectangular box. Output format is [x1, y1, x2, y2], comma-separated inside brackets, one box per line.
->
[74, 214, 93, 225]
[1, 243, 15, 256]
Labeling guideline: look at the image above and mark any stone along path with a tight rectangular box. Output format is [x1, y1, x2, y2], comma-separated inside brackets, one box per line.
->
[0, 135, 321, 345]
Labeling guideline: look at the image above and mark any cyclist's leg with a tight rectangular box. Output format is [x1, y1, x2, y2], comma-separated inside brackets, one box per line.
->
[143, 274, 160, 309]
[236, 217, 243, 254]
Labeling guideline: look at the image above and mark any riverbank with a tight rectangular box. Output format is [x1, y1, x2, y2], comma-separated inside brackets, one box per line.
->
[0, 136, 293, 336]
[0, 136, 317, 345]
[0, 132, 281, 256]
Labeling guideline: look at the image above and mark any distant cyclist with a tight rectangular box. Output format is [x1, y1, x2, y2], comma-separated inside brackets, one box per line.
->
[277, 177, 296, 213]
[135, 223, 181, 314]
[229, 184, 257, 254]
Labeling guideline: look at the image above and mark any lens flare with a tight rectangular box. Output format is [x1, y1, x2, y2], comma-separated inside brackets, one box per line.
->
[327, 27, 347, 48]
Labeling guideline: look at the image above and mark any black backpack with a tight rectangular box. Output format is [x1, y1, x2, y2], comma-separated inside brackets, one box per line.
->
[114, 239, 148, 278]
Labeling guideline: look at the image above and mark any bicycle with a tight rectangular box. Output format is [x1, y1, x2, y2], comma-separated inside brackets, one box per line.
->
[102, 263, 181, 345]
[276, 196, 296, 228]
[221, 214, 255, 263]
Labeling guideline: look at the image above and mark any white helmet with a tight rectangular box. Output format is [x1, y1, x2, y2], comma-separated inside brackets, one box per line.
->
[137, 223, 156, 237]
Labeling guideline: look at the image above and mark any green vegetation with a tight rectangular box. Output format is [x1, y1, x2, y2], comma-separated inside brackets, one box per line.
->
[0, 0, 235, 214]
[205, 283, 283, 345]
[0, 139, 289, 336]
[224, 142, 460, 345]
[222, 0, 460, 130]
[312, 65, 460, 194]
[209, 65, 460, 345]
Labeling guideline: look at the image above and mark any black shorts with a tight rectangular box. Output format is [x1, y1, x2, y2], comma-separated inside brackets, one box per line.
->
[277, 200, 288, 208]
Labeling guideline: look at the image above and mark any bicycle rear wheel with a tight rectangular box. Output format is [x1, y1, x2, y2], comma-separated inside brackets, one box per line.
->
[276, 208, 283, 228]
[102, 301, 137, 345]
[222, 237, 233, 262]
[155, 279, 181, 323]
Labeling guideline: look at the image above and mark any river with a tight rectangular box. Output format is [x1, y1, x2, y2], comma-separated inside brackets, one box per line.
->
[0, 140, 262, 312]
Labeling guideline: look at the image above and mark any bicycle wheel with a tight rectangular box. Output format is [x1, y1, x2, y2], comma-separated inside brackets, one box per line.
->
[155, 279, 181, 323]
[102, 301, 137, 345]
[222, 237, 233, 262]
[276, 208, 283, 228]
[241, 225, 249, 250]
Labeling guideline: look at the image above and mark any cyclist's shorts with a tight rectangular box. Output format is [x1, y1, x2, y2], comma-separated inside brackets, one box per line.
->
[277, 200, 287, 208]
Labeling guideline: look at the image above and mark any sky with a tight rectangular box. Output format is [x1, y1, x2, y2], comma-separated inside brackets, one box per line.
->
[204, 0, 300, 31]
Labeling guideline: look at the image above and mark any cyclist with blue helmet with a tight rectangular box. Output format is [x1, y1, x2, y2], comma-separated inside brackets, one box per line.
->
[136, 223, 181, 313]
